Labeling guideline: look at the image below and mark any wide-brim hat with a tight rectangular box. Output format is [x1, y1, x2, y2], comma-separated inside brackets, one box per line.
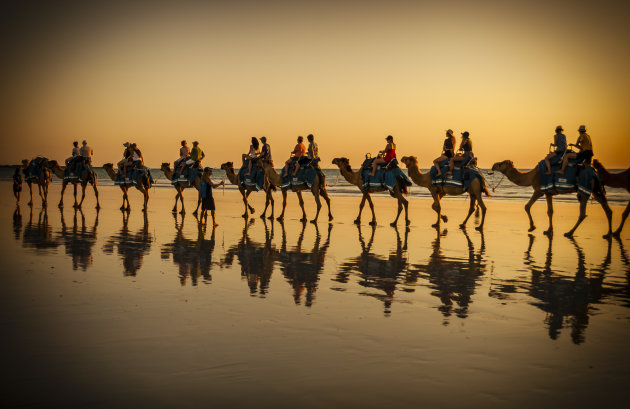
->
[578, 125, 586, 132]
[193, 141, 199, 145]
[385, 135, 393, 140]
[555, 125, 564, 132]
[446, 129, 454, 135]
[123, 142, 130, 147]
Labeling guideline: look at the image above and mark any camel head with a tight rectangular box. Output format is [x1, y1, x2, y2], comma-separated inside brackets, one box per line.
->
[220, 162, 233, 171]
[332, 157, 351, 172]
[491, 160, 513, 173]
[400, 156, 418, 168]
[161, 162, 171, 172]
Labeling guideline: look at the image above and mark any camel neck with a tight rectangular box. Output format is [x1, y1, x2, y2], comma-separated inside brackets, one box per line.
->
[225, 167, 239, 185]
[264, 164, 282, 185]
[161, 166, 174, 181]
[406, 162, 430, 187]
[505, 166, 536, 187]
[337, 163, 361, 187]
[597, 165, 627, 188]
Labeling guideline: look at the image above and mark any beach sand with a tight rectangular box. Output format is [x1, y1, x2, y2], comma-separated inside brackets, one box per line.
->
[2, 182, 629, 408]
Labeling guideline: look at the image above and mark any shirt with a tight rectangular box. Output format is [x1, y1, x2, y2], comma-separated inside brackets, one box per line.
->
[576, 133, 592, 151]
[555, 133, 567, 151]
[80, 145, 93, 158]
[180, 146, 190, 158]
[248, 145, 260, 159]
[443, 136, 455, 153]
[132, 149, 142, 162]
[201, 180, 214, 198]
[461, 138, 473, 153]
[191, 146, 204, 161]
[307, 142, 319, 159]
[293, 143, 306, 158]
[72, 147, 80, 157]
[261, 143, 272, 160]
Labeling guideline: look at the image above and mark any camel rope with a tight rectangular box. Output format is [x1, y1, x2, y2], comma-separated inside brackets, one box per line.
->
[489, 173, 505, 193]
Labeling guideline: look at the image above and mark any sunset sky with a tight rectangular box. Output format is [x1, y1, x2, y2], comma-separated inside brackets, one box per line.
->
[1, 0, 628, 168]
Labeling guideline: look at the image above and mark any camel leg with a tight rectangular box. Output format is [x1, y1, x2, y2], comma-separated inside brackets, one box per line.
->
[58, 182, 67, 208]
[277, 190, 288, 221]
[391, 195, 403, 226]
[476, 196, 487, 231]
[72, 184, 78, 208]
[142, 188, 149, 212]
[366, 194, 377, 226]
[403, 196, 409, 226]
[321, 188, 333, 221]
[193, 190, 201, 216]
[246, 190, 255, 214]
[27, 182, 33, 206]
[120, 187, 127, 210]
[297, 191, 307, 222]
[240, 188, 249, 218]
[613, 201, 630, 237]
[38, 184, 45, 206]
[431, 194, 441, 228]
[543, 194, 554, 236]
[310, 189, 322, 224]
[77, 183, 87, 209]
[260, 190, 269, 219]
[565, 195, 588, 238]
[172, 188, 180, 213]
[93, 181, 100, 209]
[179, 187, 186, 215]
[43, 182, 49, 206]
[355, 194, 367, 224]
[525, 191, 543, 232]
[461, 195, 477, 228]
[595, 195, 613, 239]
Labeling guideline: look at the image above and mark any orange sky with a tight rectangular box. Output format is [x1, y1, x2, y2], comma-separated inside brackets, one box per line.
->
[1, 0, 628, 168]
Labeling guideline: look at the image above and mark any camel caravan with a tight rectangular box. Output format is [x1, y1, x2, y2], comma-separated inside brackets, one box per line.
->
[12, 126, 629, 238]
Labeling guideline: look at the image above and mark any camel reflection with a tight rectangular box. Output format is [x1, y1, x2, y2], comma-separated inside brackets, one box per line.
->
[277, 221, 332, 307]
[160, 214, 216, 286]
[410, 228, 486, 323]
[22, 207, 60, 252]
[102, 212, 152, 276]
[617, 238, 630, 308]
[57, 208, 99, 271]
[490, 235, 614, 344]
[336, 225, 409, 316]
[13, 207, 22, 240]
[222, 219, 279, 297]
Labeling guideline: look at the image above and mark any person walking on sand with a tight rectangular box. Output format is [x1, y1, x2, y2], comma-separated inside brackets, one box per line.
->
[200, 167, 224, 226]
[245, 137, 260, 176]
[447, 131, 473, 174]
[544, 125, 566, 175]
[293, 134, 319, 176]
[370, 135, 397, 177]
[555, 125, 593, 174]
[433, 130, 456, 177]
[175, 140, 190, 175]
[283, 136, 306, 177]
[13, 166, 22, 204]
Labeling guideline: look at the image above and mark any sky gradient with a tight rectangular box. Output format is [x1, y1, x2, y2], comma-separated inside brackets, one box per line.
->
[1, 0, 628, 168]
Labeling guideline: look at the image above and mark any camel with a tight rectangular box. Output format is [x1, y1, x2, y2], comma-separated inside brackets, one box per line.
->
[592, 159, 630, 237]
[400, 156, 489, 230]
[491, 160, 612, 238]
[220, 161, 276, 219]
[160, 163, 202, 215]
[103, 163, 151, 212]
[331, 157, 409, 226]
[21, 159, 52, 207]
[258, 159, 332, 223]
[46, 160, 100, 209]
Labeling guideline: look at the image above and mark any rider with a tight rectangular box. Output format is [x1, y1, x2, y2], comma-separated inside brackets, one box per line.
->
[370, 135, 396, 176]
[447, 131, 473, 174]
[187, 141, 205, 168]
[245, 137, 260, 176]
[13, 167, 22, 204]
[544, 125, 566, 175]
[78, 140, 93, 173]
[293, 134, 318, 176]
[260, 136, 272, 161]
[66, 141, 81, 175]
[175, 140, 190, 175]
[118, 142, 131, 172]
[283, 136, 306, 177]
[123, 143, 144, 178]
[555, 125, 593, 174]
[433, 129, 455, 177]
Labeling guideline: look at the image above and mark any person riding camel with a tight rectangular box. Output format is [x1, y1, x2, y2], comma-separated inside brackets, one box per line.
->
[283, 136, 306, 177]
[369, 135, 396, 177]
[117, 142, 131, 172]
[447, 131, 473, 174]
[433, 130, 455, 177]
[175, 140, 190, 175]
[66, 141, 81, 176]
[245, 137, 260, 176]
[260, 136, 272, 161]
[187, 141, 205, 169]
[123, 143, 144, 179]
[544, 125, 566, 175]
[555, 125, 593, 174]
[293, 134, 318, 176]
[79, 140, 93, 171]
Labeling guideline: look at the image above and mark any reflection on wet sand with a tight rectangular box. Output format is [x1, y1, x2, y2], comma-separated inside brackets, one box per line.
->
[102, 212, 152, 276]
[336, 225, 409, 316]
[160, 214, 216, 286]
[22, 207, 60, 252]
[490, 235, 617, 344]
[410, 228, 486, 324]
[277, 221, 332, 307]
[58, 208, 99, 271]
[13, 207, 22, 240]
[222, 219, 278, 296]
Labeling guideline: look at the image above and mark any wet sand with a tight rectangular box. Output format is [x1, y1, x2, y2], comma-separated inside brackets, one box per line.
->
[2, 182, 629, 408]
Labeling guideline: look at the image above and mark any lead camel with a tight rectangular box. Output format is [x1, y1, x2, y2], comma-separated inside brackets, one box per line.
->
[46, 160, 100, 209]
[491, 160, 612, 238]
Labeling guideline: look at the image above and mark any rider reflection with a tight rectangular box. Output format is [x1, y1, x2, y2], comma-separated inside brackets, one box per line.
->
[103, 212, 152, 276]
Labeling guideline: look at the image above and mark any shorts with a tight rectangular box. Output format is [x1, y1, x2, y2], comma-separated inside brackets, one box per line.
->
[554, 149, 565, 156]
[298, 157, 311, 165]
[444, 151, 453, 159]
[576, 150, 593, 164]
[202, 196, 215, 211]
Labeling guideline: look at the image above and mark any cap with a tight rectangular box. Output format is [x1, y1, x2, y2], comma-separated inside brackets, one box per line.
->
[386, 135, 393, 140]
[461, 131, 470, 138]
[82, 140, 87, 144]
[123, 142, 130, 147]
[555, 125, 564, 132]
[578, 125, 586, 132]
[261, 136, 267, 142]
[446, 129, 453, 135]
[193, 141, 199, 145]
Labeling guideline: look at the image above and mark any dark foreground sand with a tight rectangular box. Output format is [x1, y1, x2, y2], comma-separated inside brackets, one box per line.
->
[2, 183, 629, 409]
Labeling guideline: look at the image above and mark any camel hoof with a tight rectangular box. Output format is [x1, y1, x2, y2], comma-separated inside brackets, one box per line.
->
[613, 230, 621, 238]
[250, 208, 256, 214]
[459, 224, 466, 229]
[354, 218, 361, 225]
[543, 230, 553, 237]
[276, 216, 284, 222]
[58, 203, 63, 208]
[564, 232, 573, 238]
[329, 215, 334, 221]
[603, 233, 612, 239]
[431, 223, 439, 228]
[441, 215, 448, 223]
[172, 209, 177, 214]
[180, 210, 185, 215]
[192, 211, 198, 217]
[528, 226, 536, 232]
[369, 220, 376, 226]
[300, 218, 308, 222]
[310, 219, 317, 224]
[120, 206, 125, 211]
[260, 214, 266, 219]
[475, 226, 483, 232]
[390, 221, 397, 227]
[242, 214, 248, 219]
[268, 215, 274, 220]
[95, 205, 100, 210]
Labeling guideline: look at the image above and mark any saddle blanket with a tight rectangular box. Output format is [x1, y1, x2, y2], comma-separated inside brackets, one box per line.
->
[430, 159, 482, 192]
[360, 158, 412, 192]
[238, 159, 266, 191]
[537, 156, 598, 197]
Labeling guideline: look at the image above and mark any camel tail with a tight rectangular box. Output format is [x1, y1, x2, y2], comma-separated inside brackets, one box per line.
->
[481, 176, 491, 197]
